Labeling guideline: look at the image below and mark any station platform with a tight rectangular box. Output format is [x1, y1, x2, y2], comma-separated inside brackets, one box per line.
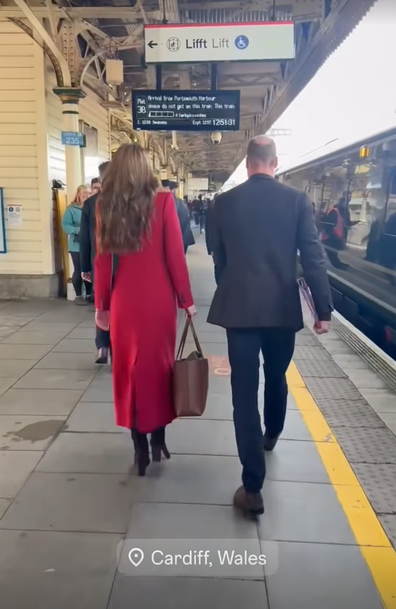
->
[0, 237, 396, 609]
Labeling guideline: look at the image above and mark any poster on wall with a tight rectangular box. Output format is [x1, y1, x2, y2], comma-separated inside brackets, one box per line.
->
[7, 205, 23, 227]
[0, 188, 6, 254]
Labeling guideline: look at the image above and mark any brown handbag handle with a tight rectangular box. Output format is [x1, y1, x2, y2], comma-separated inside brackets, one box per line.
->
[176, 318, 203, 360]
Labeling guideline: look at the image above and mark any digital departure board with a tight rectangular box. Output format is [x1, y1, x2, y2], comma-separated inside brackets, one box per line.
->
[132, 90, 240, 132]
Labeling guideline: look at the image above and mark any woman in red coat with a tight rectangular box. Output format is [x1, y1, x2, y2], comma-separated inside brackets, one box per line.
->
[94, 144, 196, 476]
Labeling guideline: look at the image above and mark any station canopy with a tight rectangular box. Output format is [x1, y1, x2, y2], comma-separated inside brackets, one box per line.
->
[3, 0, 377, 183]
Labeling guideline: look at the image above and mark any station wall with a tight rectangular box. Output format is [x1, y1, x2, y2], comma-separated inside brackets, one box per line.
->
[0, 19, 111, 297]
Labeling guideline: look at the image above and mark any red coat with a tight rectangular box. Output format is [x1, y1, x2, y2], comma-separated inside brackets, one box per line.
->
[94, 192, 194, 433]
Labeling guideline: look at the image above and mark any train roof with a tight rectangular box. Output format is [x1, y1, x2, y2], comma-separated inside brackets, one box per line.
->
[277, 115, 396, 176]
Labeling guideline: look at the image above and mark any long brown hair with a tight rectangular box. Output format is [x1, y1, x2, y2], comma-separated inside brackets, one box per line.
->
[96, 144, 158, 253]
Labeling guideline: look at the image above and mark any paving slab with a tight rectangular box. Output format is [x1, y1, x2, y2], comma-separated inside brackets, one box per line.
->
[81, 379, 114, 402]
[265, 541, 384, 609]
[358, 386, 396, 413]
[0, 359, 37, 378]
[0, 530, 122, 609]
[265, 440, 330, 484]
[35, 352, 99, 370]
[166, 419, 237, 456]
[53, 338, 96, 353]
[0, 472, 131, 533]
[0, 388, 83, 416]
[66, 402, 119, 432]
[0, 451, 44, 497]
[108, 576, 269, 609]
[37, 432, 133, 474]
[14, 368, 96, 390]
[0, 378, 17, 397]
[124, 501, 259, 540]
[258, 480, 356, 544]
[0, 343, 53, 360]
[0, 415, 65, 451]
[67, 327, 96, 340]
[378, 411, 396, 435]
[0, 325, 19, 339]
[2, 331, 67, 345]
[21, 321, 80, 333]
[0, 498, 12, 519]
[126, 454, 241, 506]
[0, 315, 35, 327]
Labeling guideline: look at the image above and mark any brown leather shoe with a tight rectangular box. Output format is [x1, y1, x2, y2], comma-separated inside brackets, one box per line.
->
[263, 431, 279, 451]
[233, 485, 264, 515]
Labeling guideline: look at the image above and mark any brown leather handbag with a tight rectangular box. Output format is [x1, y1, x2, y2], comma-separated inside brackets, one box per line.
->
[173, 318, 209, 417]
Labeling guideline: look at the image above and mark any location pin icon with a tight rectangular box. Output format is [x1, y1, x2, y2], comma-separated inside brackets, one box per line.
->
[128, 548, 144, 567]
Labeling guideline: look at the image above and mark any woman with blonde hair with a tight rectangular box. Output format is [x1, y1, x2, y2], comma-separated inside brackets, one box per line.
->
[95, 144, 196, 475]
[62, 184, 92, 304]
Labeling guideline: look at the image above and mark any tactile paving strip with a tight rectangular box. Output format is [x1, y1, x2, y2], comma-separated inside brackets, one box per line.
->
[331, 426, 396, 464]
[304, 376, 364, 401]
[295, 332, 320, 347]
[295, 358, 346, 378]
[351, 464, 396, 513]
[379, 515, 396, 549]
[314, 399, 386, 428]
[293, 346, 331, 361]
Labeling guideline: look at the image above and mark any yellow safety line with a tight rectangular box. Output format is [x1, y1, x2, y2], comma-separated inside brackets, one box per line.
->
[288, 362, 396, 609]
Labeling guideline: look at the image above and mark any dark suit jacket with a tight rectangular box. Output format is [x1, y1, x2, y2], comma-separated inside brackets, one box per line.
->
[80, 193, 98, 274]
[175, 197, 195, 248]
[207, 173, 333, 330]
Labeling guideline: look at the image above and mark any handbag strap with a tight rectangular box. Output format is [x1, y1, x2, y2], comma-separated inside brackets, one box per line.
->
[176, 318, 203, 360]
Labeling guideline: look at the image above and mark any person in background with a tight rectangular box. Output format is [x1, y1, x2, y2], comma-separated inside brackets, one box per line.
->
[80, 161, 111, 363]
[198, 195, 206, 234]
[94, 144, 196, 476]
[321, 195, 355, 271]
[205, 194, 220, 285]
[91, 177, 101, 195]
[208, 136, 333, 516]
[184, 195, 193, 221]
[192, 195, 201, 226]
[164, 180, 195, 254]
[62, 185, 92, 305]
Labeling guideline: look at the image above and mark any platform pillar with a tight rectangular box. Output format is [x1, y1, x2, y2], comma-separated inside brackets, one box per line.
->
[54, 88, 86, 202]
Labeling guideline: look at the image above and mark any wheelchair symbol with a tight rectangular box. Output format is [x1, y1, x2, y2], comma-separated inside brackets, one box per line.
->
[235, 35, 249, 50]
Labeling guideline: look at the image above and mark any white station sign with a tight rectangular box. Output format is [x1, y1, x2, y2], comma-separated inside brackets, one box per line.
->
[144, 22, 295, 64]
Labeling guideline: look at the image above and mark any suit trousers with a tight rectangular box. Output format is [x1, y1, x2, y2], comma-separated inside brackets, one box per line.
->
[226, 327, 296, 494]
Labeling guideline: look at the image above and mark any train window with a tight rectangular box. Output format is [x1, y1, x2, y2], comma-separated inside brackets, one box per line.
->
[384, 169, 396, 229]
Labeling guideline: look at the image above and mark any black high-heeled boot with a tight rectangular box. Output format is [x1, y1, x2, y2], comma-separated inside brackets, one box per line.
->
[151, 427, 171, 462]
[131, 429, 150, 476]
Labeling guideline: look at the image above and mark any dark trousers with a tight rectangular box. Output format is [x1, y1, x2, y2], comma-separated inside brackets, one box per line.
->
[226, 328, 296, 494]
[70, 251, 91, 297]
[95, 327, 110, 350]
[89, 268, 111, 350]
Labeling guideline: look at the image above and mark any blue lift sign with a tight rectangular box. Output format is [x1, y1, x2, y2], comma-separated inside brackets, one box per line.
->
[61, 131, 84, 146]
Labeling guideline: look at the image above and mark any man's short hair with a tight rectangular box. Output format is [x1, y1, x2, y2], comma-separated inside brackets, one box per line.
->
[98, 161, 110, 179]
[168, 181, 178, 191]
[91, 177, 100, 187]
[247, 136, 277, 164]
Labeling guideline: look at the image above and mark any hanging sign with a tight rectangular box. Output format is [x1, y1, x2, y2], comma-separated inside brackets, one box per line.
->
[7, 204, 23, 227]
[0, 188, 6, 253]
[132, 89, 240, 132]
[144, 22, 295, 64]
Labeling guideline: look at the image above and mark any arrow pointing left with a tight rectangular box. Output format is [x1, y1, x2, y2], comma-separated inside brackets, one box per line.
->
[148, 41, 158, 49]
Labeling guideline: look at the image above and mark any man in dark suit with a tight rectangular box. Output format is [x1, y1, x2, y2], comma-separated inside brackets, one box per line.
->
[208, 136, 333, 516]
[80, 161, 110, 364]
